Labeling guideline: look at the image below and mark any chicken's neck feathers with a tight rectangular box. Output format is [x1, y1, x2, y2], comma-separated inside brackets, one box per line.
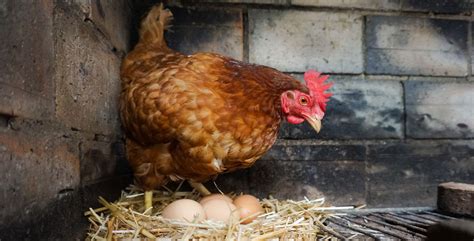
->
[220, 59, 308, 120]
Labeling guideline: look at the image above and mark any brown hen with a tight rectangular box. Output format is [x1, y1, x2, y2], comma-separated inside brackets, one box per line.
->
[120, 5, 332, 209]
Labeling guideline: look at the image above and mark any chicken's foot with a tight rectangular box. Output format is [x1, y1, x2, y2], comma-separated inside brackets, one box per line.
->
[188, 181, 211, 196]
[144, 191, 153, 212]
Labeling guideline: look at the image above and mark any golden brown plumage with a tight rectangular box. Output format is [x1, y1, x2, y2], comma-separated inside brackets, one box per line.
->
[120, 5, 332, 192]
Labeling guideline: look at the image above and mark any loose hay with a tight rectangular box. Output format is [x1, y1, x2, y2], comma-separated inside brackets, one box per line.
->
[85, 185, 357, 240]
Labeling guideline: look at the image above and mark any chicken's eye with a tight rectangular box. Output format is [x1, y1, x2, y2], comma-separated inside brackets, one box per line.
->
[299, 97, 308, 105]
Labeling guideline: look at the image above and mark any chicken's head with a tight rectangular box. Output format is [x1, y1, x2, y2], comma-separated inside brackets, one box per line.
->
[281, 70, 333, 133]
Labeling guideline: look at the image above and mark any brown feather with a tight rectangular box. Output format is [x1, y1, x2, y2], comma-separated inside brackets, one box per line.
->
[120, 5, 307, 190]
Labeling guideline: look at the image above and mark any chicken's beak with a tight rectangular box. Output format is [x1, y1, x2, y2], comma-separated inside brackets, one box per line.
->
[305, 115, 322, 133]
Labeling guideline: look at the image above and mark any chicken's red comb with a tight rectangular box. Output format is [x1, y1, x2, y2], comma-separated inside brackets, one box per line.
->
[304, 69, 333, 112]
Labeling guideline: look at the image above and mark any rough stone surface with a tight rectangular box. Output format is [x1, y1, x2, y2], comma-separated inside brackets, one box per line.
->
[0, 0, 55, 119]
[292, 0, 401, 10]
[80, 140, 128, 185]
[367, 142, 474, 207]
[249, 9, 363, 73]
[0, 119, 81, 226]
[82, 176, 132, 210]
[89, 0, 132, 53]
[401, 0, 473, 13]
[54, 4, 122, 136]
[0, 190, 85, 241]
[472, 23, 474, 76]
[0, 176, 131, 241]
[405, 81, 474, 139]
[247, 143, 366, 204]
[0, 0, 130, 239]
[280, 76, 403, 139]
[366, 16, 468, 76]
[249, 158, 366, 205]
[292, 0, 473, 13]
[437, 182, 474, 217]
[165, 7, 244, 60]
[0, 119, 128, 240]
[261, 143, 366, 162]
[193, 0, 287, 3]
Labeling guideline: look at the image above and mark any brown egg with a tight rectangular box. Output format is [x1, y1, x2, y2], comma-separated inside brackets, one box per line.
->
[233, 194, 263, 224]
[162, 199, 206, 222]
[201, 199, 240, 223]
[199, 194, 233, 205]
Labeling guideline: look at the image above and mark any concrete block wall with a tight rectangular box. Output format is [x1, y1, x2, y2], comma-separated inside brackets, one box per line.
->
[164, 0, 474, 207]
[0, 0, 132, 239]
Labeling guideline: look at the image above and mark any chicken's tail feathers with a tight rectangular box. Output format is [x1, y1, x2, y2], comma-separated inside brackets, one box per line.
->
[139, 4, 172, 48]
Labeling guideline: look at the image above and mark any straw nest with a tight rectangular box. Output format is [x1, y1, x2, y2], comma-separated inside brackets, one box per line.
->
[85, 184, 358, 240]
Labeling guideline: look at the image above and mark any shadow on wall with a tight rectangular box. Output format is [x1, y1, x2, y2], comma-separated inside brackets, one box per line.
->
[405, 0, 473, 13]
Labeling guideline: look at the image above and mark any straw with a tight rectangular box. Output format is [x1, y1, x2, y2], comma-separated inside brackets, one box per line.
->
[84, 185, 351, 240]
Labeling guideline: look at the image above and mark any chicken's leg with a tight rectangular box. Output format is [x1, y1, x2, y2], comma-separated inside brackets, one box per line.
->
[188, 181, 211, 196]
[144, 190, 153, 211]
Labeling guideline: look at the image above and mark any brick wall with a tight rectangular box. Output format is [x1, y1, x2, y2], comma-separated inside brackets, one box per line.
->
[163, 0, 474, 207]
[0, 0, 132, 239]
[0, 0, 473, 238]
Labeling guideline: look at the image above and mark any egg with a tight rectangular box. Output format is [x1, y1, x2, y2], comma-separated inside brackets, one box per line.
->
[233, 194, 263, 224]
[201, 199, 240, 223]
[161, 199, 206, 222]
[199, 194, 233, 205]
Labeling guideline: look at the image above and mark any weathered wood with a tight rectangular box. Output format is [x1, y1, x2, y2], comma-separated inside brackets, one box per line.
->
[438, 182, 474, 217]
